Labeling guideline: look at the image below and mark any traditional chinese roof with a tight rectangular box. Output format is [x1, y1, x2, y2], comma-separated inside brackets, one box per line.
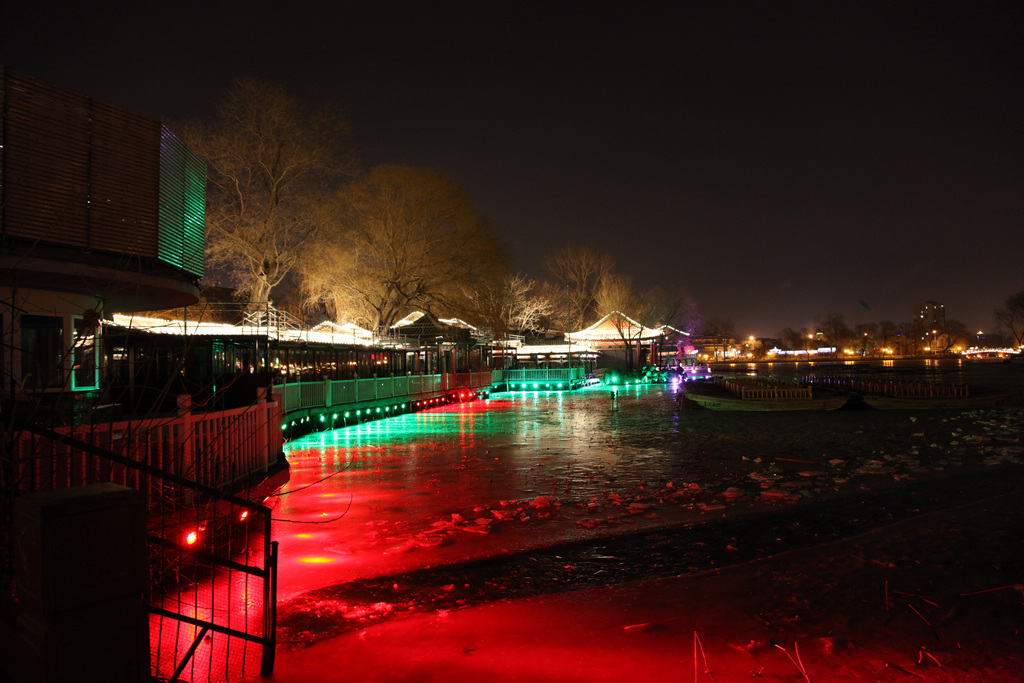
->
[566, 310, 688, 343]
[390, 311, 480, 343]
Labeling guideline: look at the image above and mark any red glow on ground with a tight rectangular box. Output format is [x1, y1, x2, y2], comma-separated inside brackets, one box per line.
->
[150, 565, 266, 681]
[267, 385, 1024, 681]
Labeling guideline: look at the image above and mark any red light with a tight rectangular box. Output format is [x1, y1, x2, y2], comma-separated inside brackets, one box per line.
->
[239, 510, 249, 521]
[185, 530, 198, 545]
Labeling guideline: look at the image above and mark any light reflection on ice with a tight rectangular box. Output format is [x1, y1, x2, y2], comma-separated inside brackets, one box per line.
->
[270, 386, 695, 597]
[271, 382, 1024, 600]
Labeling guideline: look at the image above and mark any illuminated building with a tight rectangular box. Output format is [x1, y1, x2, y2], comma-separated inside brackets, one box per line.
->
[914, 300, 946, 346]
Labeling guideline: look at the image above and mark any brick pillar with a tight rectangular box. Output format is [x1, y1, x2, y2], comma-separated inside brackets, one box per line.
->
[13, 483, 148, 682]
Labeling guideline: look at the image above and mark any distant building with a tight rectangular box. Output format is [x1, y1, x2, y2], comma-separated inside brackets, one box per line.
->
[914, 301, 946, 346]
[689, 335, 739, 361]
[915, 301, 946, 328]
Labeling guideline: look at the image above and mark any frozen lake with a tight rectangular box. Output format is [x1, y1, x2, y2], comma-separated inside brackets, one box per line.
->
[272, 364, 1024, 602]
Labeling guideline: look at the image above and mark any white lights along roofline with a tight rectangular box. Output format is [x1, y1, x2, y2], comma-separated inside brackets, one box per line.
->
[108, 313, 380, 346]
[566, 310, 689, 343]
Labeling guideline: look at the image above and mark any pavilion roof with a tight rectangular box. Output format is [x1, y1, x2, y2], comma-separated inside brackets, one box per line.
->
[566, 310, 688, 343]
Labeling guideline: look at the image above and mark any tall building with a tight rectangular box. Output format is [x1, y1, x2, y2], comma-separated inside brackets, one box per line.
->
[914, 301, 946, 344]
[915, 301, 946, 328]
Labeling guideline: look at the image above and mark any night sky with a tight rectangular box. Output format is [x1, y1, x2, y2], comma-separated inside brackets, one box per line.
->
[2, 2, 1021, 336]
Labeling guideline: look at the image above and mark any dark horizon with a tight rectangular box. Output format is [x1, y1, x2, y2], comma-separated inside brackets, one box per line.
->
[2, 2, 1021, 336]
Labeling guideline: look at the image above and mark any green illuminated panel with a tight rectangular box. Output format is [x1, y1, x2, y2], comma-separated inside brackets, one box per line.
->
[158, 126, 206, 278]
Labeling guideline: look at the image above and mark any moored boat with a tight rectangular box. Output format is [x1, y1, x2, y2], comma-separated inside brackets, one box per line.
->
[857, 388, 1018, 410]
[681, 378, 849, 411]
[810, 376, 1019, 410]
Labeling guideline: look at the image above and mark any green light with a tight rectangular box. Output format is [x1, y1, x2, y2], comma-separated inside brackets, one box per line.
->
[332, 413, 338, 419]
[281, 424, 287, 430]
[319, 415, 325, 421]
[345, 412, 350, 418]
[158, 127, 206, 278]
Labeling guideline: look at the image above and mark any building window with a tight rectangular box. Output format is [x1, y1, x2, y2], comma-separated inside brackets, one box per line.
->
[72, 315, 99, 391]
[20, 315, 64, 389]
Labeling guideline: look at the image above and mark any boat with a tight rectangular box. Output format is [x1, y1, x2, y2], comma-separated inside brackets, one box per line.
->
[680, 363, 714, 380]
[811, 376, 1019, 410]
[680, 378, 849, 411]
[857, 387, 1018, 410]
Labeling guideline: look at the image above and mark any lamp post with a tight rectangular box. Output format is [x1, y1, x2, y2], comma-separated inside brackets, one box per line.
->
[566, 283, 572, 381]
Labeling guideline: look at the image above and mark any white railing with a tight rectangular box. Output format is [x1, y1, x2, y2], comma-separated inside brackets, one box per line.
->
[273, 371, 495, 414]
[11, 392, 284, 497]
[501, 367, 586, 382]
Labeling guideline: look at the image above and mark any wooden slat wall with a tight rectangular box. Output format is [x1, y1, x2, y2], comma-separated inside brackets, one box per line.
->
[2, 69, 92, 247]
[88, 97, 161, 255]
[1, 68, 167, 262]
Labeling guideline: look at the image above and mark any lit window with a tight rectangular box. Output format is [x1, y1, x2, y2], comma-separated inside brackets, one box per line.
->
[71, 315, 99, 391]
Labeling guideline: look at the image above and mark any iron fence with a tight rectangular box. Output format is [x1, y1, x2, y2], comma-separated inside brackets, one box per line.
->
[3, 413, 279, 681]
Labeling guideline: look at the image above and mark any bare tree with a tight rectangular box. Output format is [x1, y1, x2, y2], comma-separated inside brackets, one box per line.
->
[670, 287, 702, 335]
[543, 244, 615, 330]
[853, 322, 879, 356]
[933, 319, 970, 353]
[595, 275, 677, 371]
[300, 165, 507, 335]
[814, 312, 851, 357]
[464, 274, 553, 339]
[896, 321, 918, 356]
[181, 79, 355, 305]
[594, 272, 633, 319]
[700, 318, 736, 339]
[876, 320, 900, 354]
[996, 289, 1024, 348]
[778, 327, 804, 352]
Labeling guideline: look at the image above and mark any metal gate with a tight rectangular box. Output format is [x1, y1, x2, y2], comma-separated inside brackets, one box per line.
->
[4, 420, 278, 681]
